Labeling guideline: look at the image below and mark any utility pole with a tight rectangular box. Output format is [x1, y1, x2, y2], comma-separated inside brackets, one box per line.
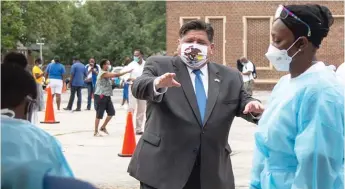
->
[36, 37, 45, 62]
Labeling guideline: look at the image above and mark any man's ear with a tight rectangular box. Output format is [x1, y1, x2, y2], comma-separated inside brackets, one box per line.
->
[177, 38, 181, 45]
[209, 43, 215, 55]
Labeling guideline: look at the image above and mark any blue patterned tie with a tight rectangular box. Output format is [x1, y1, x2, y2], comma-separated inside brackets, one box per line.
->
[193, 69, 207, 124]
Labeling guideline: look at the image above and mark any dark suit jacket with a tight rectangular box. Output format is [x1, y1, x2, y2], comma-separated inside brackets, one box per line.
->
[128, 56, 260, 189]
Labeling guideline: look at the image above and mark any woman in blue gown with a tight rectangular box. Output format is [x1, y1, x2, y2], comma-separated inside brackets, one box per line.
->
[1, 53, 74, 189]
[250, 4, 344, 189]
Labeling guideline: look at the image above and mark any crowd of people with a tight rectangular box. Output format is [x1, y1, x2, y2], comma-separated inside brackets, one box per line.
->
[1, 3, 345, 189]
[28, 49, 147, 136]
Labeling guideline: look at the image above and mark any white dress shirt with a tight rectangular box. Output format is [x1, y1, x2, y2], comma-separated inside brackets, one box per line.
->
[153, 64, 209, 97]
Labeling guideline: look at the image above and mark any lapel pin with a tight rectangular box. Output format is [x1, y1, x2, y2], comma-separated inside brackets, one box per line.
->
[214, 79, 220, 82]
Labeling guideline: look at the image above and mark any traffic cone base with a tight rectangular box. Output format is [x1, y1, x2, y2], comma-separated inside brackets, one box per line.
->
[40, 121, 60, 124]
[118, 112, 136, 157]
[41, 87, 60, 124]
[117, 153, 133, 157]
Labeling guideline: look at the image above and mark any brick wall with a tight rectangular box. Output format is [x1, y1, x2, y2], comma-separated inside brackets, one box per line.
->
[166, 1, 344, 90]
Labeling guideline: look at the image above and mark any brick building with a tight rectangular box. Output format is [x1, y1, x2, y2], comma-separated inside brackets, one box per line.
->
[166, 1, 344, 90]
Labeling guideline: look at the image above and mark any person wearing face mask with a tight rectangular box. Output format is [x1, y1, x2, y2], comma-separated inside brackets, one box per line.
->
[32, 58, 45, 111]
[85, 58, 100, 110]
[1, 53, 74, 188]
[127, 20, 264, 189]
[122, 49, 147, 135]
[250, 4, 344, 189]
[93, 59, 133, 137]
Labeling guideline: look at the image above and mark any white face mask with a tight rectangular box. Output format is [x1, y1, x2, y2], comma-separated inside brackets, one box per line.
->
[1, 108, 15, 118]
[265, 37, 302, 72]
[179, 43, 208, 70]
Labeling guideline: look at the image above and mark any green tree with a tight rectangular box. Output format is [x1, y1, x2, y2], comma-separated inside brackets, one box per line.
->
[1, 1, 167, 65]
[1, 1, 25, 50]
[20, 1, 73, 46]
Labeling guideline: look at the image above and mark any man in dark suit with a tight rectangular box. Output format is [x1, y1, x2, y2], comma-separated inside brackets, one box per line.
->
[128, 20, 264, 189]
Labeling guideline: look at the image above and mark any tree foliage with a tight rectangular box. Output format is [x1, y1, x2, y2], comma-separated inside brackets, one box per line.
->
[1, 1, 166, 65]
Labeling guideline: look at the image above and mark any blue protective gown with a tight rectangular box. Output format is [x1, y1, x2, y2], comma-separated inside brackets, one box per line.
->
[1, 115, 74, 189]
[250, 62, 345, 189]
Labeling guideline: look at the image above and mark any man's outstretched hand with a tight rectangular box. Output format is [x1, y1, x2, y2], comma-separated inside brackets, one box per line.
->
[155, 73, 181, 89]
[243, 101, 264, 114]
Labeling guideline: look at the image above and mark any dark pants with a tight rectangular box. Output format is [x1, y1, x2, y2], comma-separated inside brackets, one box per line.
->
[86, 82, 96, 110]
[140, 153, 201, 189]
[94, 94, 115, 119]
[67, 86, 82, 110]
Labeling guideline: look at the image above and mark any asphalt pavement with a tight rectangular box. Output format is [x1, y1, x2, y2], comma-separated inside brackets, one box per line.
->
[38, 89, 271, 189]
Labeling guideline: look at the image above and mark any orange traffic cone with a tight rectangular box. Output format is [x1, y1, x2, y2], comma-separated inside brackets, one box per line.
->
[40, 87, 60, 124]
[118, 112, 136, 157]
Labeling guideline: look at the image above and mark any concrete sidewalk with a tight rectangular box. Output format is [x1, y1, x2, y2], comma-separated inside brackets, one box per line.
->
[38, 89, 271, 189]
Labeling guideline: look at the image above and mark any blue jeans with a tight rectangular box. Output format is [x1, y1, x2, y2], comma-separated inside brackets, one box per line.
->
[86, 82, 96, 110]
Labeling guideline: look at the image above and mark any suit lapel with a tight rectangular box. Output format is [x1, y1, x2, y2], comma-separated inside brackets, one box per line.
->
[173, 58, 202, 126]
[203, 63, 221, 126]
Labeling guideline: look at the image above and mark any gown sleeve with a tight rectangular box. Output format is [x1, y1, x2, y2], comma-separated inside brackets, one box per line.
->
[49, 137, 74, 177]
[292, 90, 344, 189]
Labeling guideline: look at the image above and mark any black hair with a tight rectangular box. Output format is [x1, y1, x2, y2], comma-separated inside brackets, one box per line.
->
[72, 56, 79, 61]
[281, 4, 334, 48]
[2, 52, 28, 68]
[99, 59, 108, 69]
[1, 53, 38, 109]
[236, 59, 244, 72]
[134, 49, 144, 56]
[54, 56, 60, 63]
[35, 58, 41, 64]
[179, 20, 214, 42]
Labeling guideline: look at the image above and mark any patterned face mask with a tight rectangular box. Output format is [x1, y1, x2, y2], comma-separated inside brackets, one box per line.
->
[179, 43, 209, 70]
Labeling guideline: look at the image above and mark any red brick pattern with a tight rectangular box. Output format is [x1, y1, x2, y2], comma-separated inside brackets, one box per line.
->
[209, 18, 224, 64]
[166, 1, 344, 90]
[247, 18, 271, 68]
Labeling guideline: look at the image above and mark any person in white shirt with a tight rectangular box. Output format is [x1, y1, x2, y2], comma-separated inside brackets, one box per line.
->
[336, 62, 345, 83]
[123, 49, 146, 135]
[85, 58, 100, 110]
[240, 57, 255, 95]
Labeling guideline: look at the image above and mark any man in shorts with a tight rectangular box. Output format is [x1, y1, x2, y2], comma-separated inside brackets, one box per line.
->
[45, 56, 66, 111]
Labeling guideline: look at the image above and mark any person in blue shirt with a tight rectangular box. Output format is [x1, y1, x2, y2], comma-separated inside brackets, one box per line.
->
[250, 4, 344, 189]
[45, 56, 66, 111]
[64, 56, 87, 111]
[85, 58, 100, 110]
[1, 53, 73, 189]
